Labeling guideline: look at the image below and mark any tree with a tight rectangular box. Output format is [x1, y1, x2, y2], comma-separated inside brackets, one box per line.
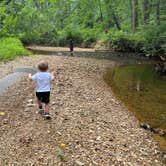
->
[112, 11, 121, 30]
[98, 0, 103, 22]
[133, 0, 139, 31]
[129, 0, 133, 30]
[143, 0, 150, 24]
[156, 0, 160, 24]
[104, 0, 121, 30]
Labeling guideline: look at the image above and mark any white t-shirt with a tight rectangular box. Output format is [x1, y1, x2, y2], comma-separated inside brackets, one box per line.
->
[32, 72, 54, 92]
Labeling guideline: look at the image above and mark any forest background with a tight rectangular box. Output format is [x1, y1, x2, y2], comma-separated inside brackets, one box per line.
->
[0, 0, 165, 60]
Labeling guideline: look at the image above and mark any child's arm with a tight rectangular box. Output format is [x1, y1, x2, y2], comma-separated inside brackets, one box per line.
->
[51, 72, 55, 81]
[28, 73, 38, 82]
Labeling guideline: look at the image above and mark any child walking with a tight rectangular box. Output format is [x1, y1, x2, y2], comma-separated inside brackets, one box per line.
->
[28, 61, 54, 119]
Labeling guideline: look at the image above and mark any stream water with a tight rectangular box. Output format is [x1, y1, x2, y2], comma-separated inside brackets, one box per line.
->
[30, 49, 166, 151]
[29, 49, 154, 64]
[0, 67, 37, 95]
[104, 64, 166, 152]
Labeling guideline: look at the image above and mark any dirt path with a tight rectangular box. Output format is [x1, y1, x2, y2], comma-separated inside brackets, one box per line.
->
[0, 55, 164, 165]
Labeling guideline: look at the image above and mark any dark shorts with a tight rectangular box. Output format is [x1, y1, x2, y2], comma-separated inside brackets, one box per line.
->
[36, 91, 50, 104]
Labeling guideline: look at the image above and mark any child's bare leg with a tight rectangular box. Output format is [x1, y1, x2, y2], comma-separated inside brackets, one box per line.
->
[44, 104, 50, 113]
[37, 98, 42, 108]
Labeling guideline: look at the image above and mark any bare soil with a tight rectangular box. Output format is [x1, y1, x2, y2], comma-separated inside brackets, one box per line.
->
[0, 55, 164, 165]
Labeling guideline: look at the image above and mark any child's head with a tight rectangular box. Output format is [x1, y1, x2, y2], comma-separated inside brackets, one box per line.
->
[38, 61, 48, 72]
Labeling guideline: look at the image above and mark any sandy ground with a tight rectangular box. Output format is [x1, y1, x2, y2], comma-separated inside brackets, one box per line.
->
[26, 46, 96, 52]
[0, 55, 164, 165]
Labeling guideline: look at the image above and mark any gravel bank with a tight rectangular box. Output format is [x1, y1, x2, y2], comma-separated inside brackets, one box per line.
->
[0, 55, 164, 165]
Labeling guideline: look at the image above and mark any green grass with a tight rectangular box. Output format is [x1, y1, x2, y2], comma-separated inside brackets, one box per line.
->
[0, 37, 30, 61]
[104, 64, 166, 151]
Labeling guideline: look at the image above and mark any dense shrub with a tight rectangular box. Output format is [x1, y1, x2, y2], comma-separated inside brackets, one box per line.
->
[106, 29, 144, 52]
[19, 24, 98, 47]
[57, 26, 83, 46]
[105, 25, 166, 56]
[20, 31, 42, 45]
[0, 37, 30, 61]
[81, 28, 98, 47]
[39, 31, 58, 46]
[141, 24, 166, 56]
[20, 30, 58, 46]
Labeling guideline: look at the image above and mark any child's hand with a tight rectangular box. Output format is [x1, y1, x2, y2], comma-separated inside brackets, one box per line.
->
[28, 73, 32, 81]
[51, 71, 55, 76]
[51, 71, 55, 81]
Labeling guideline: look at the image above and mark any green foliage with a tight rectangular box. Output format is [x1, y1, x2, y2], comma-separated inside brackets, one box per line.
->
[57, 25, 83, 46]
[20, 30, 58, 46]
[81, 28, 98, 47]
[20, 31, 41, 45]
[20, 25, 98, 47]
[104, 24, 166, 56]
[0, 38, 30, 61]
[105, 29, 144, 52]
[0, 0, 165, 56]
[141, 24, 166, 56]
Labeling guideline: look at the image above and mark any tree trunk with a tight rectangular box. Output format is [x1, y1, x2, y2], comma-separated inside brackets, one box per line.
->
[104, 0, 113, 28]
[35, 0, 40, 8]
[133, 0, 139, 31]
[129, 0, 133, 30]
[156, 0, 160, 25]
[104, 0, 121, 30]
[98, 0, 103, 21]
[5, 0, 12, 5]
[143, 0, 150, 24]
[112, 11, 121, 30]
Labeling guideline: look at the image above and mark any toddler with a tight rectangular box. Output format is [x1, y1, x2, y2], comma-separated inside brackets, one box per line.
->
[28, 61, 54, 119]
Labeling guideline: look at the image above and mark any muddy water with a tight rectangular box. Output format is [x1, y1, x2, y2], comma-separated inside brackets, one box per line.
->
[104, 64, 166, 151]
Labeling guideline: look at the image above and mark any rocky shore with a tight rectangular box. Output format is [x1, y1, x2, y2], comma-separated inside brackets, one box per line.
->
[0, 55, 164, 165]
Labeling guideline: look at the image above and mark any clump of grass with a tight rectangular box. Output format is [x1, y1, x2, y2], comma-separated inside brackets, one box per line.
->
[57, 147, 65, 161]
[0, 37, 30, 61]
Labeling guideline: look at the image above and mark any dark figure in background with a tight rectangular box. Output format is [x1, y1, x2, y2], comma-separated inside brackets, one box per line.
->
[69, 39, 74, 56]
